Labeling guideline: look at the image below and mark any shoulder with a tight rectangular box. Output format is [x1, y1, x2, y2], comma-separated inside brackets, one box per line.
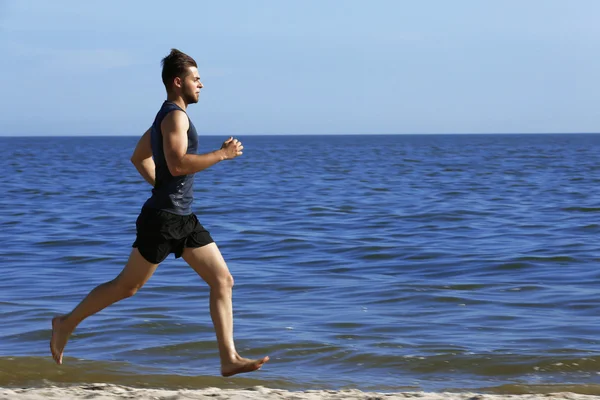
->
[161, 110, 189, 133]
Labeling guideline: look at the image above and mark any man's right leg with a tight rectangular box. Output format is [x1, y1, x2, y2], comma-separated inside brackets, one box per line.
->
[50, 248, 159, 364]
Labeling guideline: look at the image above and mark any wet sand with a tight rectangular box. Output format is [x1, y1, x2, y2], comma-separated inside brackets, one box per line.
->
[1, 384, 598, 400]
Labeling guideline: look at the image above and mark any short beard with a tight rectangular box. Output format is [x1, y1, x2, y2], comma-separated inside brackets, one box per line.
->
[183, 91, 198, 104]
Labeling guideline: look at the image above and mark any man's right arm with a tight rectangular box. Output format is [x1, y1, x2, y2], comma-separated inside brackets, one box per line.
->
[130, 127, 156, 186]
[161, 111, 243, 176]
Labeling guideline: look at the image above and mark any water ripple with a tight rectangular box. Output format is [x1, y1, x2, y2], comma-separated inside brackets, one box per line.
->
[1, 134, 600, 392]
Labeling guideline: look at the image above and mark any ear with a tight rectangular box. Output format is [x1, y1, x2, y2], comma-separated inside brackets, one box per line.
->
[174, 76, 182, 88]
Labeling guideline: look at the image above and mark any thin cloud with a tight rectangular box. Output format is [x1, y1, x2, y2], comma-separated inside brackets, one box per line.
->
[0, 0, 9, 31]
[45, 49, 137, 71]
[3, 41, 137, 72]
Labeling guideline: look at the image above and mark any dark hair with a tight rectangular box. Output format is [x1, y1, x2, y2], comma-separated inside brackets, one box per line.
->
[161, 49, 198, 89]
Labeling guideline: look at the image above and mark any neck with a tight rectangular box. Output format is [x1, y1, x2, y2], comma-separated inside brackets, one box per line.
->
[166, 93, 187, 110]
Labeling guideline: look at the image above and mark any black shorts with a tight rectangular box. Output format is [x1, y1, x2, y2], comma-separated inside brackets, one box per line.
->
[132, 207, 214, 264]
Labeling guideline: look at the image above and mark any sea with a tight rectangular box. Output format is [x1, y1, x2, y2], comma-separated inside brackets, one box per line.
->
[1, 133, 600, 395]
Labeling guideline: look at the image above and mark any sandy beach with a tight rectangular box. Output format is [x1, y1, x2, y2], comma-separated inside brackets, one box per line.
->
[1, 385, 599, 400]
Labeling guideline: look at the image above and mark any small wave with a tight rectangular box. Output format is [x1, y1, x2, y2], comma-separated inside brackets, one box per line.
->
[562, 207, 600, 213]
[57, 255, 114, 264]
[3, 352, 600, 391]
[514, 256, 578, 263]
[360, 253, 398, 260]
[481, 383, 600, 396]
[36, 239, 107, 247]
[493, 262, 535, 270]
[0, 357, 274, 390]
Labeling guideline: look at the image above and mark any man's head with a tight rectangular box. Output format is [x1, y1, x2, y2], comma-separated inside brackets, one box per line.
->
[161, 49, 203, 104]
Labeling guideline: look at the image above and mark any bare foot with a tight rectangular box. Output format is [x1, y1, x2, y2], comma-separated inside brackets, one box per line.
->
[221, 355, 269, 377]
[50, 316, 72, 365]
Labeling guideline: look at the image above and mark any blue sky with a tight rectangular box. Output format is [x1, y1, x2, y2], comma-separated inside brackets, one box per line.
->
[0, 0, 599, 136]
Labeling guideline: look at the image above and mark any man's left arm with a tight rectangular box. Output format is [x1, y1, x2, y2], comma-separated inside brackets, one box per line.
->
[130, 128, 155, 186]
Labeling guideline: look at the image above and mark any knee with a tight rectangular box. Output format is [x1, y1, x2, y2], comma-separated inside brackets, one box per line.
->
[211, 273, 234, 290]
[121, 286, 139, 299]
[111, 279, 142, 299]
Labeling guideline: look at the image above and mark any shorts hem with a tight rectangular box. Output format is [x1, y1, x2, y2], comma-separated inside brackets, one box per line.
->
[132, 244, 169, 264]
[183, 239, 215, 251]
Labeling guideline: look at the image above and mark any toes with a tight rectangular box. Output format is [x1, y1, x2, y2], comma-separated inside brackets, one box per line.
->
[50, 345, 60, 364]
[257, 356, 269, 367]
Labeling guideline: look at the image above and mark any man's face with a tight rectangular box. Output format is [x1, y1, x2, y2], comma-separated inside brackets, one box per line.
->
[181, 66, 203, 104]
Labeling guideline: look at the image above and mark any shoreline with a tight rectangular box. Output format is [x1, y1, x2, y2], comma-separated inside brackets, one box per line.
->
[2, 384, 600, 400]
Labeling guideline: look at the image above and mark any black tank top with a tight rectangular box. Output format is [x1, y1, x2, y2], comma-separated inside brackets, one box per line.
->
[143, 101, 198, 215]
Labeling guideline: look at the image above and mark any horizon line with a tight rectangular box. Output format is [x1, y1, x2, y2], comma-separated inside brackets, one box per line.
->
[1, 132, 599, 138]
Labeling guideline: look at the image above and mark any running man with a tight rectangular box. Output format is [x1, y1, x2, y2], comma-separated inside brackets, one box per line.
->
[50, 48, 269, 377]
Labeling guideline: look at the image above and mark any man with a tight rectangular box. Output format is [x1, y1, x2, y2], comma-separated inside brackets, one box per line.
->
[50, 49, 269, 377]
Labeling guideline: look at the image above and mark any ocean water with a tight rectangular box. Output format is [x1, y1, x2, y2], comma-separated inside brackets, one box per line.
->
[1, 133, 600, 394]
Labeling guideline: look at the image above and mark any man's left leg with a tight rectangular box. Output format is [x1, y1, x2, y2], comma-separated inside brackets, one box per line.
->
[182, 243, 269, 377]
